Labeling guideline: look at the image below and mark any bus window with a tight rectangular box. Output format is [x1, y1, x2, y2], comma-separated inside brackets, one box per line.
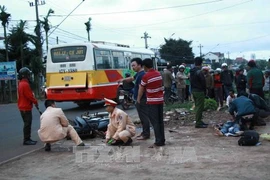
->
[131, 53, 142, 59]
[142, 54, 151, 60]
[94, 49, 112, 69]
[51, 46, 86, 63]
[112, 51, 126, 69]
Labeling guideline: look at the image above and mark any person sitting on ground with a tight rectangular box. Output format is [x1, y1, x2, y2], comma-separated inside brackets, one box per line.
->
[226, 90, 236, 108]
[38, 100, 85, 151]
[228, 95, 257, 130]
[104, 98, 136, 146]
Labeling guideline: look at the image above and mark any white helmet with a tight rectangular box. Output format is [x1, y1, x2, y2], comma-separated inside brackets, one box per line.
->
[215, 68, 221, 72]
[221, 63, 228, 67]
[179, 65, 185, 69]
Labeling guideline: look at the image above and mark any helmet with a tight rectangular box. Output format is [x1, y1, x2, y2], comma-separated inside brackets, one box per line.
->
[18, 67, 31, 80]
[215, 68, 221, 73]
[125, 72, 131, 78]
[179, 65, 185, 69]
[202, 66, 209, 71]
[221, 63, 227, 67]
[210, 69, 214, 74]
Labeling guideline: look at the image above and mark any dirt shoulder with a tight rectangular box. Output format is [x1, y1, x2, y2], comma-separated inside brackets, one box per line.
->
[0, 110, 270, 180]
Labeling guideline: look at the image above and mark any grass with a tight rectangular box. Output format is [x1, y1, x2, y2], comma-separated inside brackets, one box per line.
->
[164, 101, 193, 111]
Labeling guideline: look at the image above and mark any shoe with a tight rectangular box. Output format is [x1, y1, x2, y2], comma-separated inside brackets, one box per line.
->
[195, 124, 208, 128]
[148, 143, 165, 148]
[45, 143, 51, 151]
[123, 138, 133, 146]
[23, 140, 37, 145]
[136, 135, 150, 140]
[77, 142, 85, 146]
[111, 140, 124, 146]
[201, 122, 208, 126]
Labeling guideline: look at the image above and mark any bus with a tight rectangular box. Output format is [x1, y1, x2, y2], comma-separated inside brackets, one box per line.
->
[46, 42, 155, 107]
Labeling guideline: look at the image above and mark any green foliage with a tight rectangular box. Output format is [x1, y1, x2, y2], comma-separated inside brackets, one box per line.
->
[164, 102, 193, 111]
[204, 98, 218, 111]
[256, 60, 268, 70]
[159, 38, 194, 66]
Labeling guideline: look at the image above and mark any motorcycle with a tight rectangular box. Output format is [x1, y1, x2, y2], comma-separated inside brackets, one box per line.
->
[119, 89, 135, 110]
[69, 111, 109, 139]
[164, 90, 178, 105]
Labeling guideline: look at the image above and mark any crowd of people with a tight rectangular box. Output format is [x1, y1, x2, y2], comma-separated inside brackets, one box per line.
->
[17, 57, 270, 151]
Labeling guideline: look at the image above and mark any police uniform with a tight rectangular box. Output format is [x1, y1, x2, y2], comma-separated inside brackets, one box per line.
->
[104, 98, 136, 143]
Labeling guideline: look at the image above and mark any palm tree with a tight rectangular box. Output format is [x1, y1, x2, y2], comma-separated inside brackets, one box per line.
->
[8, 20, 29, 67]
[0, 5, 11, 102]
[84, 17, 92, 42]
[40, 8, 54, 52]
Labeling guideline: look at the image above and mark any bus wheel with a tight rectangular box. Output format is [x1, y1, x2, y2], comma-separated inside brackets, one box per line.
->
[77, 101, 90, 108]
[114, 87, 123, 104]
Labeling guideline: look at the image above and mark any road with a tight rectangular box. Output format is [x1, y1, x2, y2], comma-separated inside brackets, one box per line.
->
[0, 101, 137, 164]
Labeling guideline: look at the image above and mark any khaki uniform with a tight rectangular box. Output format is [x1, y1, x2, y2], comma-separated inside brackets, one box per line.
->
[106, 107, 136, 143]
[38, 107, 82, 145]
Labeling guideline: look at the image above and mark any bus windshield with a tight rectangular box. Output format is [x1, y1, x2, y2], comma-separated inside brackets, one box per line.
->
[51, 46, 87, 63]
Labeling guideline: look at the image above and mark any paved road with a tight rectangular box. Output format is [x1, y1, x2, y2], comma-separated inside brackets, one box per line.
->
[0, 100, 137, 164]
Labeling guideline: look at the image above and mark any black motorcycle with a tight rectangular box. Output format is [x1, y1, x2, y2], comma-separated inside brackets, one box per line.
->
[69, 111, 109, 139]
[119, 89, 135, 110]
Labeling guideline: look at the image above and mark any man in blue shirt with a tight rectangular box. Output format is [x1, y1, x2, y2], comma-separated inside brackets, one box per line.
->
[119, 58, 150, 140]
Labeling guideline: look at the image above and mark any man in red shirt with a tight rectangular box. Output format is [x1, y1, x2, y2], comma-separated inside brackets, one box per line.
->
[137, 58, 165, 148]
[18, 67, 39, 145]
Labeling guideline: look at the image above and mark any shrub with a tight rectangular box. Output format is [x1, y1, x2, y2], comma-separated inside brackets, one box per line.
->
[204, 98, 218, 111]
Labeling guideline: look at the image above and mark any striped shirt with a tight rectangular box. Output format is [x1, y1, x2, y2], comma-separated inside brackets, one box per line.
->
[141, 69, 164, 104]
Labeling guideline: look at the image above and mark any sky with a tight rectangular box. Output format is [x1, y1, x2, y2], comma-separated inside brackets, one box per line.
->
[0, 0, 270, 60]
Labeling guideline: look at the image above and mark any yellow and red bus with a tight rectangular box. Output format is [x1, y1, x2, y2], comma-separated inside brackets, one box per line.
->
[45, 42, 155, 107]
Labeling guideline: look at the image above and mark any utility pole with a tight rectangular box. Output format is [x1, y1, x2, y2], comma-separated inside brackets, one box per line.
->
[29, 0, 45, 58]
[227, 51, 230, 64]
[141, 32, 151, 49]
[198, 44, 203, 57]
[84, 17, 92, 42]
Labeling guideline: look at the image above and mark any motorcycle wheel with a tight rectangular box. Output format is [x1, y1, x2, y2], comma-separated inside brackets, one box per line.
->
[121, 99, 130, 110]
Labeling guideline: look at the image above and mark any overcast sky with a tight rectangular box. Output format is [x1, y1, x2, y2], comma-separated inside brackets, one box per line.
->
[0, 0, 270, 60]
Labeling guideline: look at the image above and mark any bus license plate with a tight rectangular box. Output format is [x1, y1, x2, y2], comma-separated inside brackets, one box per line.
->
[119, 95, 124, 100]
[63, 76, 71, 81]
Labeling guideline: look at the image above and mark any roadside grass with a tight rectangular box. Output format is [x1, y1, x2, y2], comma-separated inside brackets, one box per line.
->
[164, 101, 193, 111]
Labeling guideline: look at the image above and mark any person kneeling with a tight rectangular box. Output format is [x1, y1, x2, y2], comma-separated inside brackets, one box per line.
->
[38, 100, 85, 151]
[104, 98, 136, 146]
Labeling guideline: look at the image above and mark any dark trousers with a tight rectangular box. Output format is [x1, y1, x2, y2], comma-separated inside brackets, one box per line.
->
[20, 111, 33, 141]
[164, 87, 171, 101]
[148, 104, 165, 145]
[136, 98, 150, 138]
[223, 85, 233, 99]
[250, 88, 264, 99]
[214, 87, 223, 107]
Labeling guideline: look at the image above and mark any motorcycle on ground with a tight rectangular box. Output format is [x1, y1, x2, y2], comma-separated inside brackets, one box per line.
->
[119, 89, 135, 110]
[69, 111, 109, 139]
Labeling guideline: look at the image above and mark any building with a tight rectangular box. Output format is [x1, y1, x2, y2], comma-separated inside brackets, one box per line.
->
[203, 52, 225, 63]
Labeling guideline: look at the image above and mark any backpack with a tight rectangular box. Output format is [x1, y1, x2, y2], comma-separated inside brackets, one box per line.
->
[238, 130, 259, 146]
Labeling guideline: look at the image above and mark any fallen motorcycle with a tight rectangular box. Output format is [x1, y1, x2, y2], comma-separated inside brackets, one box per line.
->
[119, 89, 135, 110]
[69, 111, 109, 139]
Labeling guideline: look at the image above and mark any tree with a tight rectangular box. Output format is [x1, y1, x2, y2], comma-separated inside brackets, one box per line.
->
[8, 20, 29, 67]
[256, 60, 268, 70]
[40, 8, 54, 52]
[159, 38, 194, 65]
[0, 5, 11, 102]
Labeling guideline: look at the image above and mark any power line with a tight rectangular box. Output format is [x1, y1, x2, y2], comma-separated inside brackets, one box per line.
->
[109, 0, 253, 30]
[48, 0, 85, 37]
[47, 0, 223, 17]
